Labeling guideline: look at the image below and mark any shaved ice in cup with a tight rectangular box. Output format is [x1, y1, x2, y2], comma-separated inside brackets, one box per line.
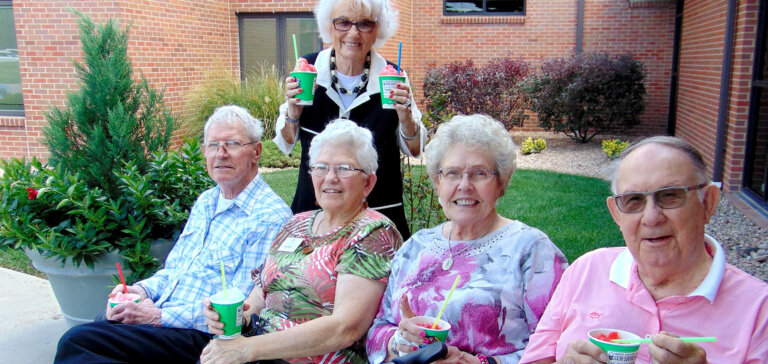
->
[210, 288, 245, 339]
[588, 329, 642, 364]
[108, 292, 140, 307]
[379, 64, 406, 109]
[291, 58, 317, 106]
[413, 316, 451, 343]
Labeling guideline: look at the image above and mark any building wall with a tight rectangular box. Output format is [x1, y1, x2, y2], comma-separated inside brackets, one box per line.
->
[582, 0, 676, 135]
[407, 0, 675, 133]
[674, 0, 759, 192]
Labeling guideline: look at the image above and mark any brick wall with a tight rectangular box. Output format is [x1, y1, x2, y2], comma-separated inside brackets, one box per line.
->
[409, 0, 675, 133]
[582, 0, 676, 135]
[674, 0, 759, 191]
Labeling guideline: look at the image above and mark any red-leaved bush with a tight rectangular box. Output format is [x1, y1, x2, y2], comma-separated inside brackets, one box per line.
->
[422, 58, 530, 132]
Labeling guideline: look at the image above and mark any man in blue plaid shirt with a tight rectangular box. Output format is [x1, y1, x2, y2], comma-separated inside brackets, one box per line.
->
[55, 105, 292, 363]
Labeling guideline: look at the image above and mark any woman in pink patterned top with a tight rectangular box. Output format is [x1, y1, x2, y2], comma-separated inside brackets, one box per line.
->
[201, 119, 402, 364]
[366, 115, 568, 364]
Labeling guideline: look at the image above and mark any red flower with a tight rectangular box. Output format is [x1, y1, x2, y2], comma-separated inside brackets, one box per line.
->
[26, 187, 38, 200]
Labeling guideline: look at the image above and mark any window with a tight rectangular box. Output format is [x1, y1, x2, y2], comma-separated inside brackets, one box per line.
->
[0, 0, 22, 115]
[444, 0, 525, 15]
[239, 13, 323, 77]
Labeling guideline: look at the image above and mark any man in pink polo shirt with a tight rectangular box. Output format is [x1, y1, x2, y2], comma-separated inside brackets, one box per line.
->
[521, 136, 768, 364]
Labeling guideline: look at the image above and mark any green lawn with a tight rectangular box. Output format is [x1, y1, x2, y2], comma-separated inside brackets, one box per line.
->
[1, 168, 623, 277]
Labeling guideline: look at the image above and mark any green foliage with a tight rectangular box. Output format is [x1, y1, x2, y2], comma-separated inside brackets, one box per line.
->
[0, 139, 213, 283]
[401, 159, 445, 234]
[260, 168, 301, 205]
[42, 12, 176, 197]
[521, 137, 547, 155]
[260, 140, 302, 168]
[183, 60, 285, 140]
[423, 57, 530, 133]
[602, 139, 630, 159]
[525, 52, 646, 143]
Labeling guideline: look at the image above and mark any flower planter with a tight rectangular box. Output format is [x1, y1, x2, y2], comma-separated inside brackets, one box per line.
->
[25, 237, 175, 327]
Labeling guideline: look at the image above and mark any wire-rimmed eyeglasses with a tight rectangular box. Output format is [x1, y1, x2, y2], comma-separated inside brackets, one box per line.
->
[309, 163, 367, 178]
[202, 140, 257, 156]
[437, 168, 498, 184]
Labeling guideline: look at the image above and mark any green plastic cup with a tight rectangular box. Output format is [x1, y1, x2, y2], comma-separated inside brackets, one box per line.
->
[290, 71, 317, 106]
[379, 75, 406, 109]
[588, 329, 642, 364]
[413, 316, 451, 342]
[108, 293, 140, 307]
[210, 288, 245, 339]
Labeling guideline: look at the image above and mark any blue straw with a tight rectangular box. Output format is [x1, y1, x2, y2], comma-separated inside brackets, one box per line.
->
[397, 42, 402, 74]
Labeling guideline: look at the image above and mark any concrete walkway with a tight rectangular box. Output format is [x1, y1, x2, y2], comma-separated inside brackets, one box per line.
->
[0, 267, 69, 363]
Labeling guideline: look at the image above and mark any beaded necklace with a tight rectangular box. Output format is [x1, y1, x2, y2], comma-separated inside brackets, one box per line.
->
[330, 49, 371, 96]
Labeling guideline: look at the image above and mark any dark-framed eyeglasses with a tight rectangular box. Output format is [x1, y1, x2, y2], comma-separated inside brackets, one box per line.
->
[437, 168, 498, 184]
[332, 17, 377, 33]
[309, 163, 366, 178]
[612, 183, 709, 213]
[202, 140, 257, 156]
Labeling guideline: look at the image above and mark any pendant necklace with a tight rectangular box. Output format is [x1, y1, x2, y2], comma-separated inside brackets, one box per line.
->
[442, 218, 496, 271]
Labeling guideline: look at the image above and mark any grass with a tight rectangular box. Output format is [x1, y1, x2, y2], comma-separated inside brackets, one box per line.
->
[0, 168, 623, 277]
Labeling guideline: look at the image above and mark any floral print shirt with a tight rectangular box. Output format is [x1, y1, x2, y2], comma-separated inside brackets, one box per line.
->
[366, 221, 568, 364]
[255, 209, 403, 364]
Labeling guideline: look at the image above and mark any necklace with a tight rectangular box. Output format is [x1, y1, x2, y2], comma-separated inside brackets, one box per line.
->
[442, 218, 497, 271]
[330, 49, 370, 96]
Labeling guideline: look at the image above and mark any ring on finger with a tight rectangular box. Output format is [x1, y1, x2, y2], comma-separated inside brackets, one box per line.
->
[402, 99, 412, 108]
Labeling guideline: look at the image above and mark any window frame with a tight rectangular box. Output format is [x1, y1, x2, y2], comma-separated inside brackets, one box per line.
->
[0, 0, 23, 116]
[443, 0, 526, 16]
[237, 12, 321, 77]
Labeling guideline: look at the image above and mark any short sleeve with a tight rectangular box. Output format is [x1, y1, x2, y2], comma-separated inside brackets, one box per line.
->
[336, 219, 401, 282]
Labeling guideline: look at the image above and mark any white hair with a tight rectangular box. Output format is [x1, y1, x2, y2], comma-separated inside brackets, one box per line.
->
[424, 114, 517, 191]
[203, 105, 264, 142]
[314, 0, 398, 49]
[308, 118, 379, 174]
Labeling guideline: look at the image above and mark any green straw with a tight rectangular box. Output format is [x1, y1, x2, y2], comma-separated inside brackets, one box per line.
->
[612, 336, 716, 344]
[292, 34, 299, 65]
[219, 261, 227, 296]
[432, 275, 461, 329]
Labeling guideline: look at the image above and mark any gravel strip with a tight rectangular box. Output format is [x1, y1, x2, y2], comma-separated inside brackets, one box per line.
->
[512, 132, 768, 283]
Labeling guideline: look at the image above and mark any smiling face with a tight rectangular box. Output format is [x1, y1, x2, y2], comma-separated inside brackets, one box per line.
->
[607, 143, 719, 277]
[204, 121, 261, 197]
[329, 0, 378, 66]
[311, 142, 376, 216]
[434, 144, 504, 228]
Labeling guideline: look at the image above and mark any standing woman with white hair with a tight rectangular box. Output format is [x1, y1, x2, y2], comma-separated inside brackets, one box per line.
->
[202, 119, 403, 364]
[274, 0, 425, 240]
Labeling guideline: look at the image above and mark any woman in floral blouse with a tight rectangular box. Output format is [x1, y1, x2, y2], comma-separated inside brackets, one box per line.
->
[366, 115, 568, 364]
[201, 119, 402, 364]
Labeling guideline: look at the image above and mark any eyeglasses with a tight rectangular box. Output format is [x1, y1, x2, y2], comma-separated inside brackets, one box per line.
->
[332, 18, 377, 33]
[612, 183, 709, 213]
[437, 168, 498, 184]
[202, 140, 257, 156]
[309, 163, 366, 178]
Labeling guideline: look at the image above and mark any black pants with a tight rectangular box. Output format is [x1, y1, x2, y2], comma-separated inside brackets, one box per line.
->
[54, 320, 213, 363]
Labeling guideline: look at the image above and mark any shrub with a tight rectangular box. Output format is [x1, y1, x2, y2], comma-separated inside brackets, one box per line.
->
[260, 140, 302, 169]
[401, 158, 445, 234]
[521, 137, 547, 155]
[0, 139, 213, 283]
[602, 139, 630, 159]
[423, 57, 530, 132]
[525, 52, 646, 143]
[42, 12, 175, 197]
[183, 60, 285, 140]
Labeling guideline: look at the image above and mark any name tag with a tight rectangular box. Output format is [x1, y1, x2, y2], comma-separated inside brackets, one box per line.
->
[277, 237, 304, 252]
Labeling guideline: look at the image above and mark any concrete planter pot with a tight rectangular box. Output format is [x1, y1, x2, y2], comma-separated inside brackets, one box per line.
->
[25, 238, 175, 327]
